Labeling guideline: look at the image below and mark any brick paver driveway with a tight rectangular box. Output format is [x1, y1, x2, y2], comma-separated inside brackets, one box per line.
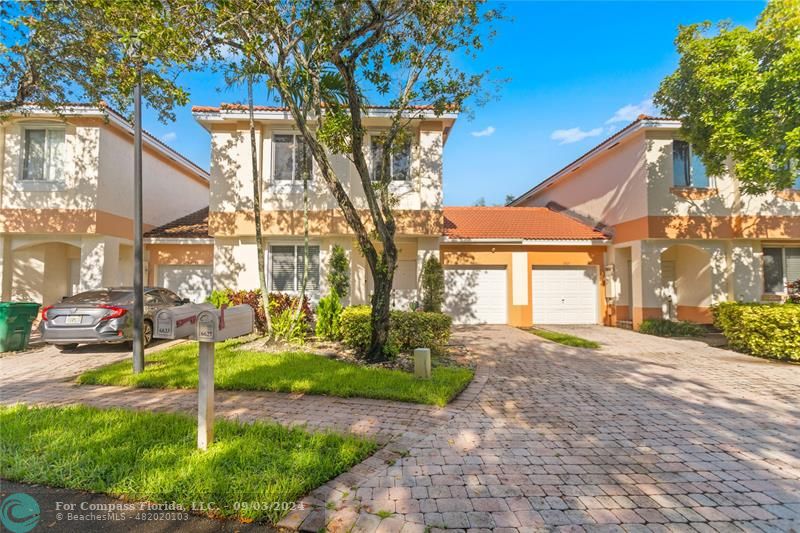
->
[284, 326, 800, 532]
[3, 327, 800, 532]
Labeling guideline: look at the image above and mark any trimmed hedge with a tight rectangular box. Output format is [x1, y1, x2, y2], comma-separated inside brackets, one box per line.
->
[713, 302, 800, 361]
[638, 318, 706, 338]
[340, 306, 452, 357]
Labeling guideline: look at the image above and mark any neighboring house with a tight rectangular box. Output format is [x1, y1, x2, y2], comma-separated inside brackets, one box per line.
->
[0, 105, 210, 307]
[152, 103, 612, 327]
[511, 115, 800, 328]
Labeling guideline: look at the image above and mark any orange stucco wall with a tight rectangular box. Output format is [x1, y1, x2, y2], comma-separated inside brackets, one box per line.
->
[440, 244, 607, 327]
[146, 243, 213, 285]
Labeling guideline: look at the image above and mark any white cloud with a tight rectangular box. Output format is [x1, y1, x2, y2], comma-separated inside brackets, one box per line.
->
[550, 127, 603, 145]
[471, 126, 495, 137]
[161, 132, 177, 143]
[605, 99, 656, 124]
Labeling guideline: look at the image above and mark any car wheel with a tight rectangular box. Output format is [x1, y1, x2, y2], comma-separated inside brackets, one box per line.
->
[58, 343, 79, 352]
[143, 320, 153, 347]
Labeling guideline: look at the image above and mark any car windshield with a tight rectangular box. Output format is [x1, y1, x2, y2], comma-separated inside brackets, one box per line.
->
[61, 290, 133, 305]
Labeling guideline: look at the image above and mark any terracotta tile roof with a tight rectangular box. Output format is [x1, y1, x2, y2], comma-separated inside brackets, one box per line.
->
[192, 103, 450, 113]
[144, 207, 209, 239]
[443, 206, 608, 240]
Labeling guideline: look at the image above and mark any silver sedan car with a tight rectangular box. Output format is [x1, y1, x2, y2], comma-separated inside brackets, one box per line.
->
[39, 287, 189, 351]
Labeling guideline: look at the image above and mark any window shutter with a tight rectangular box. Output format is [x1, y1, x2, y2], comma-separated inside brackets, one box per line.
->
[46, 129, 65, 182]
[23, 129, 46, 181]
[297, 245, 320, 291]
[672, 140, 690, 187]
[763, 248, 784, 293]
[785, 249, 800, 285]
[273, 135, 294, 180]
[271, 245, 296, 291]
[392, 141, 411, 181]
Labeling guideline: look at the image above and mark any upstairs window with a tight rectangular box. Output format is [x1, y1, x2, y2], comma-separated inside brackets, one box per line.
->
[672, 140, 709, 188]
[763, 247, 800, 293]
[272, 134, 312, 182]
[22, 127, 65, 182]
[270, 244, 320, 292]
[370, 136, 411, 182]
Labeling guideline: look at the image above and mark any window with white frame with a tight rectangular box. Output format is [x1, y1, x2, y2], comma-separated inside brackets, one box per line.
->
[21, 127, 65, 182]
[272, 134, 312, 182]
[672, 140, 710, 188]
[370, 135, 411, 182]
[270, 244, 320, 292]
[763, 247, 800, 293]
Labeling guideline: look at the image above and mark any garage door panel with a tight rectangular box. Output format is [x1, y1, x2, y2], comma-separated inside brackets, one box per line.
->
[158, 265, 213, 304]
[532, 266, 598, 325]
[444, 267, 507, 325]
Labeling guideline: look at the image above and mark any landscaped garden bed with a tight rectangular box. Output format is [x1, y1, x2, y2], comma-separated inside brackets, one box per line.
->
[77, 338, 474, 406]
[713, 302, 800, 361]
[0, 404, 376, 524]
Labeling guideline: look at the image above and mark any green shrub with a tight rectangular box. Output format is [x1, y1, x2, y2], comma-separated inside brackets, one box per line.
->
[327, 244, 350, 299]
[421, 256, 445, 312]
[340, 306, 452, 357]
[272, 309, 307, 345]
[315, 290, 343, 340]
[207, 289, 312, 335]
[638, 318, 706, 338]
[713, 302, 800, 361]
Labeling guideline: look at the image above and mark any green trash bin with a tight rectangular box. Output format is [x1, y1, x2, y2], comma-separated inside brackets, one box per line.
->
[0, 302, 42, 352]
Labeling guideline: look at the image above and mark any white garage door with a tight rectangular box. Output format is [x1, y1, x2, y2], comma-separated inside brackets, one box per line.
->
[532, 266, 598, 324]
[444, 267, 507, 325]
[157, 265, 213, 303]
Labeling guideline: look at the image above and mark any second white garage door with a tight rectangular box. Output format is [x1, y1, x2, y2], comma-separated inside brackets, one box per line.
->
[532, 266, 598, 324]
[157, 265, 213, 303]
[444, 267, 507, 325]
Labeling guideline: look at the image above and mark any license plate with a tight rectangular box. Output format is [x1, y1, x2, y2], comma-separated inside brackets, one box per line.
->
[65, 315, 82, 325]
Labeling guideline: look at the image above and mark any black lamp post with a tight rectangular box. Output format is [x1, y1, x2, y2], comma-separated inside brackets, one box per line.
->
[131, 34, 145, 374]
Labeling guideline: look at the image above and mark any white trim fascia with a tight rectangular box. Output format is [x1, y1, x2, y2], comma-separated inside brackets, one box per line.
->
[193, 109, 458, 124]
[510, 119, 682, 206]
[443, 237, 609, 246]
[11, 106, 209, 182]
[144, 237, 214, 245]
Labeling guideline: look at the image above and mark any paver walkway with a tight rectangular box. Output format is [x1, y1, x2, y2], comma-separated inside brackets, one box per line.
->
[2, 327, 800, 532]
[281, 326, 800, 532]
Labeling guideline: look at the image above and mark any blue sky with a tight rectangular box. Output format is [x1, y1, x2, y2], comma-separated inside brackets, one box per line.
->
[143, 1, 765, 206]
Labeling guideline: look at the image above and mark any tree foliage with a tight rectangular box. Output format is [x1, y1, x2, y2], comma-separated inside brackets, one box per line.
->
[211, 0, 501, 361]
[421, 256, 445, 313]
[327, 244, 350, 300]
[0, 0, 210, 121]
[654, 0, 800, 194]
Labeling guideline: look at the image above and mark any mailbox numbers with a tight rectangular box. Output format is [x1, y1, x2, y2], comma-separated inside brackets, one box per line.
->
[197, 314, 216, 341]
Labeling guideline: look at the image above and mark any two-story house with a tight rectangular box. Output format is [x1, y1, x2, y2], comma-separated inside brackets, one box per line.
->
[148, 103, 612, 327]
[511, 115, 800, 328]
[0, 104, 210, 307]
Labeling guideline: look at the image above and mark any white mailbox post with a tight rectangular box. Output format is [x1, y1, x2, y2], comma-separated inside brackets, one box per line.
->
[154, 303, 214, 340]
[194, 304, 254, 450]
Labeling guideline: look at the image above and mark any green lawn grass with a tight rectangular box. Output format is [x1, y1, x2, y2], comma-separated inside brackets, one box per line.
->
[78, 340, 474, 407]
[525, 328, 600, 349]
[0, 404, 376, 523]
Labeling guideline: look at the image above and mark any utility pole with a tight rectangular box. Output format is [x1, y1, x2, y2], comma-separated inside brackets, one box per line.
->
[132, 36, 145, 374]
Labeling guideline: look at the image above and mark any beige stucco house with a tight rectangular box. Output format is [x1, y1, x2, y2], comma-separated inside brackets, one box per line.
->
[149, 103, 613, 327]
[0, 105, 210, 307]
[511, 115, 800, 328]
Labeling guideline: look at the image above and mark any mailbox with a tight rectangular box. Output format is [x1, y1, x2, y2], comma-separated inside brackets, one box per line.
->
[154, 303, 215, 340]
[195, 304, 254, 342]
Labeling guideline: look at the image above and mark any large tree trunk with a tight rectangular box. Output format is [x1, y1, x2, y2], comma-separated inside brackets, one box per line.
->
[248, 74, 272, 335]
[367, 246, 397, 361]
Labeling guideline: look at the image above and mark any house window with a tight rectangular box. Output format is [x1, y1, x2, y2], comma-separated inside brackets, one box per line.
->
[763, 247, 800, 293]
[22, 127, 65, 181]
[370, 136, 411, 182]
[672, 140, 709, 188]
[272, 134, 312, 182]
[270, 244, 320, 292]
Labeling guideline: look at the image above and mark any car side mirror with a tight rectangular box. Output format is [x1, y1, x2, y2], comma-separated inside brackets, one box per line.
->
[180, 298, 192, 305]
